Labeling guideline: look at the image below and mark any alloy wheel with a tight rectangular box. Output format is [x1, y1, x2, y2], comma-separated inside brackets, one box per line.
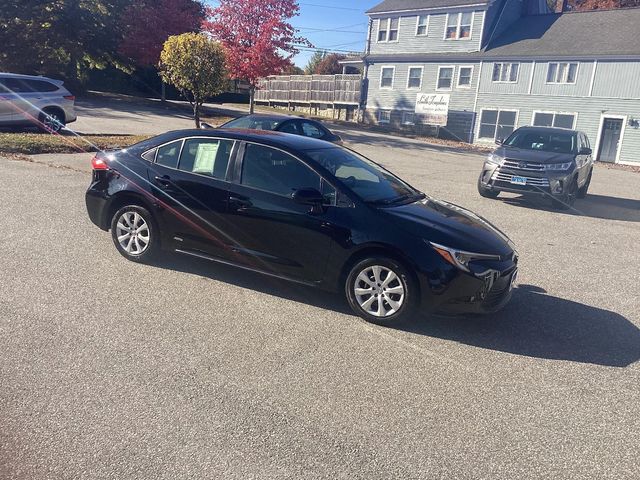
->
[353, 265, 405, 317]
[43, 112, 63, 132]
[115, 211, 150, 255]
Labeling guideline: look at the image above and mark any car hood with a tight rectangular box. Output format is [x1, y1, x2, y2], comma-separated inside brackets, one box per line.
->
[495, 146, 575, 164]
[380, 197, 514, 256]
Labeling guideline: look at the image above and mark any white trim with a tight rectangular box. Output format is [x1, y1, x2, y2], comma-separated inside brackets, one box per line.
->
[471, 60, 483, 142]
[415, 14, 429, 36]
[443, 11, 474, 41]
[593, 114, 627, 164]
[377, 109, 392, 124]
[545, 62, 579, 84]
[531, 110, 578, 129]
[406, 65, 424, 90]
[476, 107, 519, 142]
[588, 60, 597, 97]
[379, 65, 395, 90]
[436, 65, 455, 91]
[527, 61, 535, 94]
[456, 65, 474, 89]
[491, 62, 520, 83]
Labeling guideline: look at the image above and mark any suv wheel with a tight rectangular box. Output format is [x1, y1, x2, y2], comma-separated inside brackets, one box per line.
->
[39, 109, 65, 133]
[576, 169, 593, 199]
[551, 179, 578, 210]
[110, 205, 158, 262]
[345, 257, 416, 326]
[477, 177, 499, 199]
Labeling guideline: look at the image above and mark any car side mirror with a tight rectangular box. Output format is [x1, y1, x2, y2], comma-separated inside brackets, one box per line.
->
[580, 147, 592, 155]
[200, 122, 215, 129]
[292, 188, 324, 206]
[495, 138, 504, 145]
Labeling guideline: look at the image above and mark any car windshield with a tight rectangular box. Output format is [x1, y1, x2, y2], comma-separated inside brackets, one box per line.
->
[504, 130, 577, 154]
[221, 116, 283, 130]
[305, 147, 422, 204]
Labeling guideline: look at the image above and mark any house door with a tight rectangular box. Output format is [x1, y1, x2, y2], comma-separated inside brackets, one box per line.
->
[598, 118, 623, 163]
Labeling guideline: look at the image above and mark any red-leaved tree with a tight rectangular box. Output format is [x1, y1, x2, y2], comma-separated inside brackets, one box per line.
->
[314, 54, 347, 75]
[204, 0, 311, 113]
[119, 0, 205, 67]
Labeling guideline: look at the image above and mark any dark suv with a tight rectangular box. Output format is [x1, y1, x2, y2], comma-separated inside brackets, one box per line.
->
[477, 126, 594, 209]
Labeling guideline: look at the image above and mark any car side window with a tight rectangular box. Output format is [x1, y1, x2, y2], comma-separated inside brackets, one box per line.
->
[25, 80, 59, 92]
[178, 138, 234, 179]
[241, 144, 321, 197]
[156, 140, 182, 168]
[278, 121, 298, 134]
[300, 121, 324, 139]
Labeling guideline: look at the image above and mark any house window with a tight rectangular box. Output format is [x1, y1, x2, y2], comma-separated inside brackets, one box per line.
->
[533, 111, 576, 129]
[457, 66, 473, 88]
[402, 112, 416, 125]
[479, 109, 517, 141]
[492, 63, 519, 83]
[407, 67, 423, 89]
[445, 12, 473, 40]
[416, 15, 429, 36]
[437, 66, 454, 90]
[378, 110, 391, 124]
[378, 18, 399, 42]
[380, 67, 395, 89]
[546, 62, 578, 84]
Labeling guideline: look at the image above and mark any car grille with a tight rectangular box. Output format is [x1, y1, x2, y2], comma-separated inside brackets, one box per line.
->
[491, 171, 550, 187]
[482, 275, 513, 309]
[502, 159, 545, 172]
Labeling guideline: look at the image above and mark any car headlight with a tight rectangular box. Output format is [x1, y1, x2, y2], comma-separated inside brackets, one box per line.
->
[429, 242, 501, 272]
[543, 162, 573, 171]
[486, 153, 503, 165]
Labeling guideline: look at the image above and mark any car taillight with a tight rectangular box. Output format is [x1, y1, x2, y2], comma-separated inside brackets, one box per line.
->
[64, 95, 75, 101]
[91, 156, 109, 170]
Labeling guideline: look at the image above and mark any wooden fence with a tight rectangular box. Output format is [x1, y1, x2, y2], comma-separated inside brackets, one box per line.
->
[254, 74, 362, 105]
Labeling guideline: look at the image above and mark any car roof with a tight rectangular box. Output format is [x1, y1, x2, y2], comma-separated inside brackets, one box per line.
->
[148, 128, 336, 151]
[516, 126, 580, 135]
[236, 113, 303, 121]
[0, 72, 62, 84]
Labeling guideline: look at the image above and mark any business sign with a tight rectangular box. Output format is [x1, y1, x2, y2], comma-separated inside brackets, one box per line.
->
[415, 93, 450, 126]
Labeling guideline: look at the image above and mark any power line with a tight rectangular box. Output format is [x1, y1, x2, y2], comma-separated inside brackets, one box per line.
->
[299, 2, 362, 10]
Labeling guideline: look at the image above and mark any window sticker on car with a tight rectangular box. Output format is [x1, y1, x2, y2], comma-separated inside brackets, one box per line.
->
[193, 143, 220, 174]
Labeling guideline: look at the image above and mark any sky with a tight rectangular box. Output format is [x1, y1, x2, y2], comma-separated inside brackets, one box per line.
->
[205, 1, 380, 68]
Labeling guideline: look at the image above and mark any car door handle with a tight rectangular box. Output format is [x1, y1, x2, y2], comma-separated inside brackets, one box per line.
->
[154, 175, 172, 188]
[229, 196, 252, 209]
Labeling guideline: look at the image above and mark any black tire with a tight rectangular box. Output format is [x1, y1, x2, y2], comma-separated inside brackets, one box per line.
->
[345, 256, 417, 326]
[551, 178, 578, 210]
[477, 177, 499, 199]
[39, 108, 65, 133]
[110, 205, 159, 263]
[576, 169, 592, 199]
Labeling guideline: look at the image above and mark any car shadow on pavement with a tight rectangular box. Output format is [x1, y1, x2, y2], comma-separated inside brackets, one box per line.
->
[498, 194, 640, 222]
[151, 254, 638, 368]
[403, 284, 640, 368]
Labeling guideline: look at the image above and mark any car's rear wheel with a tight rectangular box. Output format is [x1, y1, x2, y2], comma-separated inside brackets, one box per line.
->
[345, 257, 416, 326]
[477, 177, 499, 199]
[577, 169, 592, 199]
[110, 205, 158, 262]
[39, 108, 65, 133]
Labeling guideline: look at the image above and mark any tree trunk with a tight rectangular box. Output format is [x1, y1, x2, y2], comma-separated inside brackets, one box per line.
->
[193, 102, 201, 128]
[161, 81, 166, 103]
[249, 87, 255, 114]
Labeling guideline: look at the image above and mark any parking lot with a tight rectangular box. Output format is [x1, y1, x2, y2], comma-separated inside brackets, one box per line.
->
[1, 106, 639, 479]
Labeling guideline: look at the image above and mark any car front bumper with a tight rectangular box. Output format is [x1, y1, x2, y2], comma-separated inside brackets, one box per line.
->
[479, 162, 574, 197]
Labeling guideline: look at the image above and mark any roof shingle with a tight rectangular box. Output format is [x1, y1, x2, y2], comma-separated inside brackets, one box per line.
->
[366, 0, 489, 14]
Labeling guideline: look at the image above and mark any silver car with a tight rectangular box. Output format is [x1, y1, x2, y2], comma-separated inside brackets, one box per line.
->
[0, 73, 77, 132]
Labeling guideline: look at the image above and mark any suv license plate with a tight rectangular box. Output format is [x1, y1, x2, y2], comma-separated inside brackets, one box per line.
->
[511, 176, 527, 185]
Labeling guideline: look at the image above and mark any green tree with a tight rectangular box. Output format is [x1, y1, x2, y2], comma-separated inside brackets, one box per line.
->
[159, 33, 227, 127]
[304, 50, 327, 75]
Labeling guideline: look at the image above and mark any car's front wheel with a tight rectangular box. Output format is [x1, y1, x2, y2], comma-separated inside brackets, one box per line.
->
[477, 177, 499, 199]
[577, 169, 593, 199]
[110, 205, 158, 262]
[345, 257, 416, 326]
[39, 109, 65, 133]
[551, 178, 578, 210]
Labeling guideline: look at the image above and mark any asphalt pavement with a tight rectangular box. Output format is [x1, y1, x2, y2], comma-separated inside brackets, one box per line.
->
[1, 100, 639, 479]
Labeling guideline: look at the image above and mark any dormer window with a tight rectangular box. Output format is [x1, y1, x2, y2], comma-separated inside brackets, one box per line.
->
[416, 15, 429, 36]
[445, 12, 473, 40]
[378, 18, 399, 42]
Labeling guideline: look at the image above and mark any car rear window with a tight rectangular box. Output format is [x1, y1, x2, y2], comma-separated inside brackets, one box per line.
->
[222, 116, 283, 130]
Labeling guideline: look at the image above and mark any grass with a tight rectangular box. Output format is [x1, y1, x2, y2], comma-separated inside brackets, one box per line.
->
[0, 132, 151, 155]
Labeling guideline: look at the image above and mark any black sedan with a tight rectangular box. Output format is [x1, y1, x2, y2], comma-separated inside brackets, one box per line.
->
[219, 113, 343, 143]
[86, 129, 518, 325]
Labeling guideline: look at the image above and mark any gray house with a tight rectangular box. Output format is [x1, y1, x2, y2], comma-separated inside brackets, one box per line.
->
[357, 0, 640, 165]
